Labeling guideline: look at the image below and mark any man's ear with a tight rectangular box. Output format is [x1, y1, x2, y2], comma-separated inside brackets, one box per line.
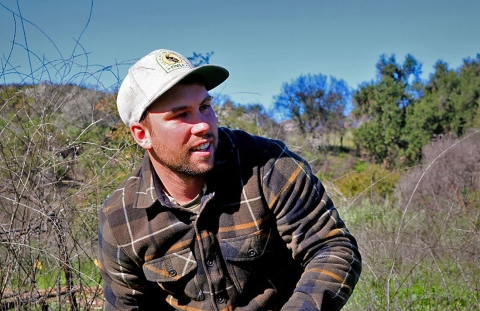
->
[130, 122, 152, 150]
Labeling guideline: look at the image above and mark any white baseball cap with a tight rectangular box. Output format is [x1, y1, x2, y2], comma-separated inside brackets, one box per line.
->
[117, 49, 229, 127]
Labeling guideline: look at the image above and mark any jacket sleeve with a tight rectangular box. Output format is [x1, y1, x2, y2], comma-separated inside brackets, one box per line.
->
[97, 205, 173, 311]
[261, 142, 362, 311]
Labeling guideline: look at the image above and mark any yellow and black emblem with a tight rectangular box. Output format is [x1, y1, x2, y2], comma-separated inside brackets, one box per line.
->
[157, 51, 189, 73]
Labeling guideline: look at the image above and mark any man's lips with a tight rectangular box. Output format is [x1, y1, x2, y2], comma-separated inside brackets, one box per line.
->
[192, 142, 211, 151]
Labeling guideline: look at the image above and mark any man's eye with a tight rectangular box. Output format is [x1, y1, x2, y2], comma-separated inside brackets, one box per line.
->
[200, 104, 211, 111]
[175, 112, 188, 119]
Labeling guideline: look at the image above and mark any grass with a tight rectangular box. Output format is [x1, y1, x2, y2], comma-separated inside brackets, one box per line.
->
[32, 260, 100, 289]
[341, 199, 480, 311]
[2, 257, 102, 310]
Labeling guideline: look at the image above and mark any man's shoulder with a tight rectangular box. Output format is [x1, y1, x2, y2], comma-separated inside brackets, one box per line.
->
[101, 164, 143, 216]
[218, 127, 287, 157]
[217, 127, 309, 176]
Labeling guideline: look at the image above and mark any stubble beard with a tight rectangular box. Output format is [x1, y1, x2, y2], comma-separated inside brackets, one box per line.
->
[152, 135, 217, 178]
[167, 152, 215, 177]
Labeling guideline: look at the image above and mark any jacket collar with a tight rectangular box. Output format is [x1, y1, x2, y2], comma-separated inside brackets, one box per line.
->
[134, 154, 160, 209]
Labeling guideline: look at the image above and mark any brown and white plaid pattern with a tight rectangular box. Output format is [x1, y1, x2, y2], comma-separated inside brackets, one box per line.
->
[98, 128, 361, 311]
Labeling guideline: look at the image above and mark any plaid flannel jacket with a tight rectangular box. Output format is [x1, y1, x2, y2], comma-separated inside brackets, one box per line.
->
[98, 128, 361, 311]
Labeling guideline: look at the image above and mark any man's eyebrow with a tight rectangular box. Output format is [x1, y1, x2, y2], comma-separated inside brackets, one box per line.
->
[202, 95, 213, 104]
[168, 95, 213, 113]
[169, 105, 190, 113]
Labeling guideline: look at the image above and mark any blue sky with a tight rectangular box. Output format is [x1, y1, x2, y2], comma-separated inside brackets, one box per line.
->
[1, 0, 479, 109]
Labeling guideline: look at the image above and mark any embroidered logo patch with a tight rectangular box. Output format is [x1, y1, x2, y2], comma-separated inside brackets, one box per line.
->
[156, 51, 190, 73]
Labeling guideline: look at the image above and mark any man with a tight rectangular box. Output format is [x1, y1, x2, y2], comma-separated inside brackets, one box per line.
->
[98, 49, 361, 311]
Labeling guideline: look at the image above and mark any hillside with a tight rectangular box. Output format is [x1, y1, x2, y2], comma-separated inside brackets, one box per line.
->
[1, 82, 479, 310]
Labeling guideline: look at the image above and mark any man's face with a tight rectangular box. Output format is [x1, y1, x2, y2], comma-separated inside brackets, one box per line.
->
[143, 83, 218, 178]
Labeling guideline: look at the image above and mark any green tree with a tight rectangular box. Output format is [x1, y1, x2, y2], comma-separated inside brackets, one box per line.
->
[456, 55, 480, 131]
[403, 55, 480, 164]
[352, 54, 423, 166]
[273, 73, 350, 151]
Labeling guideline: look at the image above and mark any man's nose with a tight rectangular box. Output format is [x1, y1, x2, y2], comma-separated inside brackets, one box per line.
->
[191, 117, 210, 135]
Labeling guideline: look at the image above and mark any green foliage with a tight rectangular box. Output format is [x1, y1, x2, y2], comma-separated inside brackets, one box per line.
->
[353, 54, 480, 167]
[274, 73, 350, 152]
[354, 160, 367, 172]
[331, 161, 401, 200]
[16, 257, 100, 290]
[352, 54, 423, 167]
[403, 56, 480, 164]
[274, 73, 350, 133]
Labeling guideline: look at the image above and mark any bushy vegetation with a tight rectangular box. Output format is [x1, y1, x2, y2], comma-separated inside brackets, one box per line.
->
[1, 16, 479, 311]
[342, 197, 480, 310]
[2, 70, 479, 310]
[352, 54, 480, 167]
[338, 131, 480, 311]
[0, 83, 129, 310]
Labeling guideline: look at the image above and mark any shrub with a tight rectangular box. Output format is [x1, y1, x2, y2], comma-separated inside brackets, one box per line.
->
[395, 130, 480, 210]
[332, 161, 402, 204]
[342, 198, 480, 311]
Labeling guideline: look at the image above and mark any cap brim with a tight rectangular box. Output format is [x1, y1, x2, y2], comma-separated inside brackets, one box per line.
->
[187, 64, 229, 91]
[144, 64, 229, 112]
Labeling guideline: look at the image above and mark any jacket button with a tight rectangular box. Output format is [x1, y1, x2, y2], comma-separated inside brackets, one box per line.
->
[247, 249, 257, 257]
[217, 296, 226, 304]
[195, 290, 205, 301]
[168, 269, 177, 277]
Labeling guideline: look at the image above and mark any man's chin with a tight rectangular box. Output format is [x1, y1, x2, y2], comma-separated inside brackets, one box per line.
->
[177, 162, 214, 177]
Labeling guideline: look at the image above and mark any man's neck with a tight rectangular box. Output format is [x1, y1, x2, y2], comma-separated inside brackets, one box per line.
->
[152, 163, 205, 205]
